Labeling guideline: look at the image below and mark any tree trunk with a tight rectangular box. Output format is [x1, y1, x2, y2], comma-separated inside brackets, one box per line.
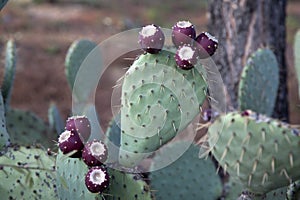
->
[207, 0, 289, 121]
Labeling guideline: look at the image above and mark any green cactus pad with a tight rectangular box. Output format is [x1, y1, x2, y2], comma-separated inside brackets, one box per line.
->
[0, 145, 57, 199]
[0, 0, 8, 10]
[48, 103, 64, 135]
[294, 30, 300, 98]
[2, 39, 17, 107]
[238, 48, 279, 116]
[287, 180, 300, 200]
[207, 111, 300, 194]
[65, 39, 97, 101]
[264, 186, 288, 200]
[150, 142, 222, 200]
[56, 150, 102, 200]
[0, 92, 10, 150]
[105, 114, 121, 163]
[120, 50, 207, 167]
[6, 108, 55, 148]
[225, 178, 244, 200]
[103, 169, 152, 200]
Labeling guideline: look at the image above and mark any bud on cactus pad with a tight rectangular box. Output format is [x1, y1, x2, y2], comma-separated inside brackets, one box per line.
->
[195, 32, 218, 58]
[175, 45, 198, 70]
[58, 130, 84, 158]
[172, 20, 196, 47]
[65, 115, 91, 142]
[82, 139, 108, 166]
[85, 166, 109, 193]
[138, 24, 165, 54]
[207, 111, 300, 194]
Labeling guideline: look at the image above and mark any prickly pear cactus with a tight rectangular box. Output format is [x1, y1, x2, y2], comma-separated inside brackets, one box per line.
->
[2, 39, 16, 106]
[48, 103, 64, 135]
[6, 108, 55, 148]
[150, 141, 222, 200]
[225, 178, 244, 200]
[294, 30, 300, 98]
[120, 50, 207, 167]
[105, 114, 121, 163]
[103, 168, 153, 200]
[0, 145, 57, 199]
[0, 0, 8, 10]
[56, 150, 102, 200]
[0, 92, 10, 150]
[65, 39, 97, 101]
[238, 48, 279, 116]
[207, 111, 300, 194]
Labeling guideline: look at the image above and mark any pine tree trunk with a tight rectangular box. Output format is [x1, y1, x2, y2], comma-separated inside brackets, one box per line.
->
[207, 0, 289, 121]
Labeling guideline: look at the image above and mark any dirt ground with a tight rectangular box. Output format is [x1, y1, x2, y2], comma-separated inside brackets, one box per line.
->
[0, 1, 299, 132]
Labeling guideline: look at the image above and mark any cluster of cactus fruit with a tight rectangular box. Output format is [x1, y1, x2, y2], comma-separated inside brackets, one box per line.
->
[1, 11, 300, 199]
[57, 116, 109, 193]
[138, 21, 218, 70]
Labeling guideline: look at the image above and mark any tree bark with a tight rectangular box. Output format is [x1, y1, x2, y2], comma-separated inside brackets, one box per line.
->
[208, 0, 289, 121]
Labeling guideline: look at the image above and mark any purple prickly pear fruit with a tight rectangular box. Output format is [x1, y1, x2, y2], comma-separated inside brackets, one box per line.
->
[82, 139, 108, 167]
[85, 166, 109, 193]
[175, 45, 198, 70]
[65, 115, 91, 143]
[172, 20, 196, 47]
[58, 130, 84, 158]
[241, 109, 251, 117]
[138, 24, 165, 54]
[195, 32, 218, 58]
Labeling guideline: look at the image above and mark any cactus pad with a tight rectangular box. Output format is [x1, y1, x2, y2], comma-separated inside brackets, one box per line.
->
[103, 168, 153, 200]
[105, 114, 121, 163]
[238, 48, 279, 116]
[65, 39, 97, 101]
[0, 92, 10, 150]
[150, 142, 222, 200]
[0, 145, 57, 199]
[2, 39, 17, 106]
[208, 111, 300, 194]
[0, 0, 8, 10]
[56, 150, 102, 200]
[6, 108, 55, 148]
[120, 50, 207, 167]
[48, 103, 64, 135]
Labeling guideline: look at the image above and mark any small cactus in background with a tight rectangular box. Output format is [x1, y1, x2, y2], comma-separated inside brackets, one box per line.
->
[238, 48, 279, 116]
[294, 30, 300, 98]
[0, 0, 8, 10]
[2, 39, 16, 106]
